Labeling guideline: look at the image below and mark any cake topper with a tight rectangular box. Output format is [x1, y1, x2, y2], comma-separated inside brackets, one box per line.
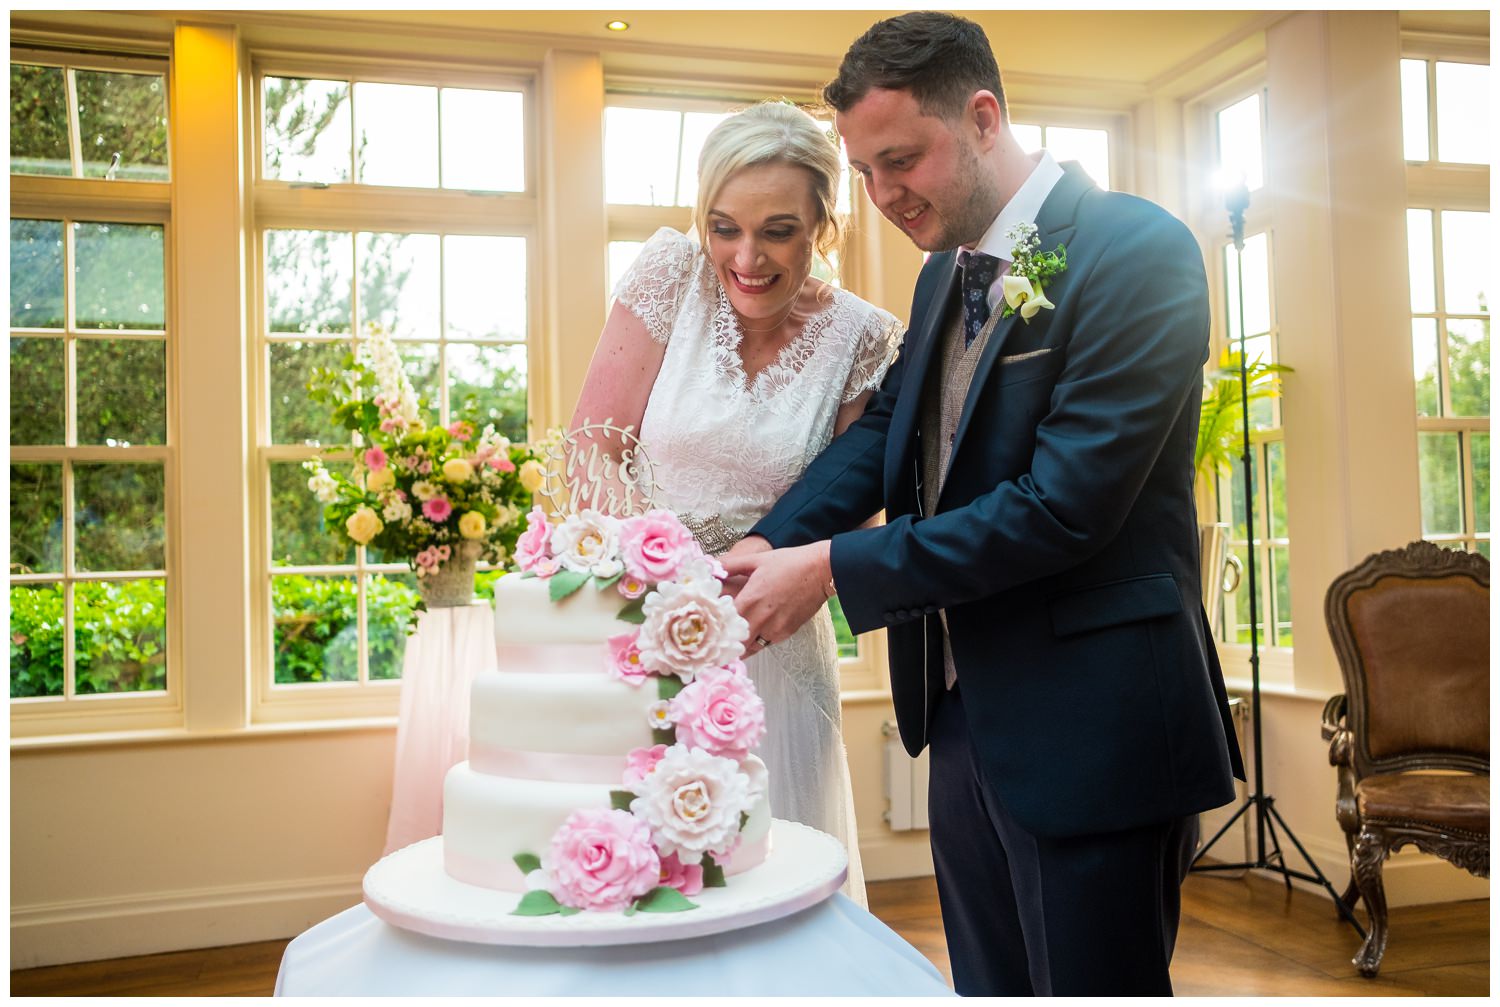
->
[535, 420, 660, 518]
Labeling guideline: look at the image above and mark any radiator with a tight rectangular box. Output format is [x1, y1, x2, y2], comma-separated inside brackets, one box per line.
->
[882, 720, 930, 831]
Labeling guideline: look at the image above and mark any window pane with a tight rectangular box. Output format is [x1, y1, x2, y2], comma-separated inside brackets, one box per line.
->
[77, 338, 167, 445]
[608, 240, 644, 296]
[1267, 441, 1288, 539]
[75, 70, 168, 181]
[676, 111, 732, 209]
[9, 337, 65, 445]
[1473, 433, 1490, 535]
[828, 596, 857, 660]
[262, 76, 351, 183]
[74, 463, 166, 571]
[355, 82, 438, 188]
[1412, 317, 1441, 417]
[11, 583, 64, 698]
[441, 88, 524, 192]
[448, 342, 527, 442]
[1227, 544, 1266, 645]
[1223, 235, 1271, 347]
[1271, 545, 1292, 647]
[11, 462, 63, 574]
[11, 218, 65, 329]
[269, 340, 350, 446]
[1435, 61, 1489, 165]
[1010, 123, 1042, 153]
[1226, 451, 1262, 542]
[368, 572, 419, 680]
[266, 229, 353, 336]
[1400, 59, 1430, 161]
[1446, 318, 1489, 417]
[444, 235, 527, 341]
[1406, 208, 1435, 313]
[10, 64, 71, 176]
[1216, 93, 1263, 191]
[1418, 431, 1463, 535]
[359, 232, 439, 340]
[73, 221, 166, 331]
[272, 574, 359, 683]
[1044, 126, 1110, 190]
[75, 578, 167, 694]
[271, 460, 353, 567]
[398, 341, 441, 417]
[605, 107, 682, 206]
[1440, 210, 1490, 315]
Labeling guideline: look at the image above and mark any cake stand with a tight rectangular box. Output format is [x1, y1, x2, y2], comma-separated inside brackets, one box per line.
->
[363, 819, 848, 947]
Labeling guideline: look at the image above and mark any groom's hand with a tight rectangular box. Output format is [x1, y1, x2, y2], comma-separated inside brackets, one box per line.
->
[721, 541, 833, 656]
[720, 534, 772, 598]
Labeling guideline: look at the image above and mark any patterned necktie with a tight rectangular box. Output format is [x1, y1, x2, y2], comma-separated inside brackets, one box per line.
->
[960, 250, 1002, 348]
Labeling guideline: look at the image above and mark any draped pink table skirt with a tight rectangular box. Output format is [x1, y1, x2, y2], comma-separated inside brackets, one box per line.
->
[383, 601, 496, 857]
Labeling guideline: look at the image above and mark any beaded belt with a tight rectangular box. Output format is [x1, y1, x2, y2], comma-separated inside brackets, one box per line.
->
[679, 512, 744, 556]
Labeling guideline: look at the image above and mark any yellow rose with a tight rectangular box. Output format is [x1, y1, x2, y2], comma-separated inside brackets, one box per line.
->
[442, 458, 474, 484]
[519, 458, 546, 493]
[345, 506, 384, 545]
[458, 510, 487, 540]
[366, 467, 395, 493]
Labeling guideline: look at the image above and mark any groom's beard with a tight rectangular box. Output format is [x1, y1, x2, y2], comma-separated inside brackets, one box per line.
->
[912, 137, 1004, 254]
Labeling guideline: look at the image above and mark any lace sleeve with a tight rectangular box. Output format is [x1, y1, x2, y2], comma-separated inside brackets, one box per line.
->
[841, 307, 906, 403]
[611, 227, 699, 345]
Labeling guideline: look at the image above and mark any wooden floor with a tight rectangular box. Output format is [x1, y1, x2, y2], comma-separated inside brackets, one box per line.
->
[11, 872, 1488, 996]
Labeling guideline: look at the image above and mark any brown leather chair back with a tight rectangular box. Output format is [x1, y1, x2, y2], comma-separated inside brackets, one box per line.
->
[1325, 542, 1489, 777]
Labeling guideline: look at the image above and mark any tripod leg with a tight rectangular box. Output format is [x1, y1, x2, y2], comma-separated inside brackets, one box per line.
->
[1190, 798, 1252, 868]
[1262, 799, 1292, 890]
[1264, 800, 1367, 939]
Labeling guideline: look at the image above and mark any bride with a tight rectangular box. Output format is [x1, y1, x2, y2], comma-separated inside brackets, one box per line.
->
[571, 101, 903, 906]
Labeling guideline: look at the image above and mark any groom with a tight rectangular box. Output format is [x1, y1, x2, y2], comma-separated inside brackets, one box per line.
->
[723, 12, 1244, 997]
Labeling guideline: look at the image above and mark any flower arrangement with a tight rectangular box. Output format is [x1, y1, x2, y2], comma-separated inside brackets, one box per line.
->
[302, 327, 547, 600]
[1000, 220, 1067, 322]
[506, 507, 769, 917]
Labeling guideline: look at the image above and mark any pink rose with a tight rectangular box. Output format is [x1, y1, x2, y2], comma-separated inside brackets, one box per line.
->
[668, 670, 766, 760]
[363, 446, 389, 470]
[622, 744, 669, 788]
[618, 510, 699, 584]
[514, 506, 553, 573]
[656, 851, 704, 897]
[534, 556, 561, 578]
[491, 456, 516, 473]
[422, 497, 453, 522]
[607, 632, 651, 685]
[447, 421, 474, 441]
[545, 809, 661, 912]
[617, 575, 648, 599]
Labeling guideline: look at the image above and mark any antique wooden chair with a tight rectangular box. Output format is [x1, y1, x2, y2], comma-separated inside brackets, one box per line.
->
[1321, 540, 1489, 977]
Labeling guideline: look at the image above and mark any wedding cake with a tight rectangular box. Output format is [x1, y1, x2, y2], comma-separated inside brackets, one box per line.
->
[439, 506, 774, 916]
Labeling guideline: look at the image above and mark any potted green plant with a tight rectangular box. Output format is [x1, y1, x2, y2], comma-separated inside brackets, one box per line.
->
[1195, 347, 1292, 634]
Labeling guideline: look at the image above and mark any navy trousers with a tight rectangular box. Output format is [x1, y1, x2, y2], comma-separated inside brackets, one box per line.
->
[927, 686, 1199, 996]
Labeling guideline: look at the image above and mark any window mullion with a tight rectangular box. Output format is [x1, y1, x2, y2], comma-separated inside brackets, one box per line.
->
[64, 66, 82, 177]
[1431, 212, 1453, 417]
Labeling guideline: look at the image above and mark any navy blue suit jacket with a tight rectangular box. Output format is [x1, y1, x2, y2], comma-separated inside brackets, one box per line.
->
[751, 163, 1244, 838]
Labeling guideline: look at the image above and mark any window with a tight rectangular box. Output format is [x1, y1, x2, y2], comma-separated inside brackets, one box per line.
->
[1010, 122, 1113, 190]
[254, 65, 534, 712]
[1402, 57, 1489, 557]
[10, 52, 174, 708]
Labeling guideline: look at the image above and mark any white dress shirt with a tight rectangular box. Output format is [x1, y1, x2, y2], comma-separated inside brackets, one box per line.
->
[961, 149, 1065, 314]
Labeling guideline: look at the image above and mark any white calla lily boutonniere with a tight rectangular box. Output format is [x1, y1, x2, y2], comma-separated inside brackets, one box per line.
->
[999, 222, 1066, 324]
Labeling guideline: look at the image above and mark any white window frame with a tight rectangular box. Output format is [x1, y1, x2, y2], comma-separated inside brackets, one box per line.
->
[9, 45, 183, 737]
[1004, 105, 1129, 193]
[248, 53, 541, 724]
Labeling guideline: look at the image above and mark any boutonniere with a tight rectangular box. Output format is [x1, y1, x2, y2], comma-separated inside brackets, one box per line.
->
[999, 222, 1066, 323]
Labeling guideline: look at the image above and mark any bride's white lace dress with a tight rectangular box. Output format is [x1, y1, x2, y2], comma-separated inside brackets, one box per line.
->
[613, 227, 904, 908]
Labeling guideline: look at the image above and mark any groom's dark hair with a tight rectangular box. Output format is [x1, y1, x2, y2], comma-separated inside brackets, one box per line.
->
[823, 11, 1005, 122]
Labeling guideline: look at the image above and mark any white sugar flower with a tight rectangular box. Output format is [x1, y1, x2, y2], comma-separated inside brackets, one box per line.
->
[628, 746, 753, 864]
[645, 700, 673, 730]
[637, 579, 748, 683]
[550, 510, 621, 574]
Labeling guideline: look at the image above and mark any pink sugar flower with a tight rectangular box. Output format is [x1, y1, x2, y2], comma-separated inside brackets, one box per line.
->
[617, 575, 648, 599]
[607, 632, 652, 685]
[534, 556, 561, 578]
[545, 809, 661, 913]
[618, 510, 699, 584]
[656, 851, 704, 897]
[667, 670, 767, 761]
[422, 497, 453, 522]
[363, 446, 389, 471]
[514, 506, 553, 573]
[622, 744, 669, 789]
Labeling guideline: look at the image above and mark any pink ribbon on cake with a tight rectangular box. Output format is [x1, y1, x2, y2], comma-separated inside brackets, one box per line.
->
[468, 744, 626, 783]
[495, 644, 612, 676]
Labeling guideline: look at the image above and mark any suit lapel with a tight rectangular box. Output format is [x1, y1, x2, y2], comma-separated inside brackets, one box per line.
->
[942, 163, 1092, 493]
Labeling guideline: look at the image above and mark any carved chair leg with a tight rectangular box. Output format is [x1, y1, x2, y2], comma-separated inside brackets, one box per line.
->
[1351, 828, 1390, 977]
[1339, 829, 1362, 910]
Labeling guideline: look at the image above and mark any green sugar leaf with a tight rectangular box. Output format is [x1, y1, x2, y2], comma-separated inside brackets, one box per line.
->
[512, 852, 542, 875]
[549, 569, 589, 602]
[519, 570, 536, 580]
[656, 675, 684, 702]
[740, 811, 750, 831]
[558, 906, 581, 917]
[701, 855, 727, 888]
[510, 890, 563, 916]
[633, 885, 699, 913]
[609, 789, 636, 812]
[616, 598, 646, 624]
[652, 727, 676, 747]
[594, 571, 623, 591]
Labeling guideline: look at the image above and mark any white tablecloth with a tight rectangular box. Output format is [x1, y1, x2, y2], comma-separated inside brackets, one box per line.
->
[274, 896, 953, 997]
[383, 601, 496, 856]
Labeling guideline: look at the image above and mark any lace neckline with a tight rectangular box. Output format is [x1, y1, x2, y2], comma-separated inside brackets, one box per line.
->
[710, 279, 844, 399]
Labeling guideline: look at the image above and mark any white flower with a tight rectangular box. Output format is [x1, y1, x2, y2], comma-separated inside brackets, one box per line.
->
[494, 503, 520, 528]
[629, 746, 753, 864]
[382, 497, 413, 523]
[411, 480, 438, 501]
[524, 868, 550, 892]
[307, 467, 339, 504]
[646, 700, 673, 730]
[637, 578, 748, 683]
[1002, 274, 1055, 321]
[671, 556, 726, 592]
[591, 557, 623, 580]
[550, 510, 621, 574]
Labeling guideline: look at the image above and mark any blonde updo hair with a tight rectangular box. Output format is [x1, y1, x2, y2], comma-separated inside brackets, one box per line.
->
[692, 101, 844, 269]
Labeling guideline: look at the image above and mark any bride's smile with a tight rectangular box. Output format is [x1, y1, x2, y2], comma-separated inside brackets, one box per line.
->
[703, 160, 824, 329]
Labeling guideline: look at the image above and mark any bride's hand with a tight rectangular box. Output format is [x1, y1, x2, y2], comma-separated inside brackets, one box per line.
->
[721, 541, 832, 655]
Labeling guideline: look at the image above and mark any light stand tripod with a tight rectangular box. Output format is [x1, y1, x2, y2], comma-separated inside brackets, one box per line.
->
[1188, 182, 1366, 939]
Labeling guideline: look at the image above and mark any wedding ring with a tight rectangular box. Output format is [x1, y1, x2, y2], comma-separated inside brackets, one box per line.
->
[754, 635, 772, 649]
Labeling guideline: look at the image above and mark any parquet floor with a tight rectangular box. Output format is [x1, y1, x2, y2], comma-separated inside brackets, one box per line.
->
[11, 872, 1489, 996]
